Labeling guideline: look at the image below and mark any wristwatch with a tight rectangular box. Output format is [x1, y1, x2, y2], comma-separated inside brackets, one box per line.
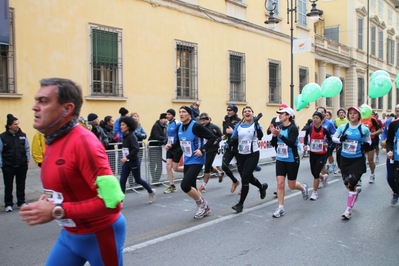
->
[52, 204, 65, 220]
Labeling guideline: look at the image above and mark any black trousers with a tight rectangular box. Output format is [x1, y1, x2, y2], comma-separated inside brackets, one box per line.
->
[2, 165, 28, 207]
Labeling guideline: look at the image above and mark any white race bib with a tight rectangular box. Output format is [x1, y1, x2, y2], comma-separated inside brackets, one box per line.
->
[180, 141, 192, 157]
[44, 189, 76, 227]
[342, 140, 358, 154]
[310, 139, 324, 152]
[276, 143, 289, 158]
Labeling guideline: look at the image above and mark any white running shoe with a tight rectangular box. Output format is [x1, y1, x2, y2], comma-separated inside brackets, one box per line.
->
[302, 183, 309, 200]
[310, 191, 318, 201]
[272, 207, 285, 218]
[149, 189, 156, 203]
[375, 156, 379, 163]
[334, 169, 341, 175]
[341, 209, 351, 220]
[5, 206, 12, 212]
[369, 174, 375, 184]
[321, 174, 328, 188]
[194, 199, 209, 219]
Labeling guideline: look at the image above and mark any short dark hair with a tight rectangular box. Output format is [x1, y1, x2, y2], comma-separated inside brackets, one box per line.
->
[120, 116, 137, 132]
[40, 78, 83, 117]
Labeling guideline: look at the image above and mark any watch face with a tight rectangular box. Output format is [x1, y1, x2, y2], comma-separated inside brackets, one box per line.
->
[54, 209, 63, 217]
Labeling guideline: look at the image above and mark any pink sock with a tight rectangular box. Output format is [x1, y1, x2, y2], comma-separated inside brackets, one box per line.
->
[347, 191, 357, 209]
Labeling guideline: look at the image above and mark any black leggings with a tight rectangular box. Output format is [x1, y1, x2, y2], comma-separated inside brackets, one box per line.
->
[180, 164, 203, 193]
[222, 149, 238, 183]
[309, 153, 327, 179]
[387, 160, 399, 194]
[204, 151, 217, 174]
[236, 151, 262, 205]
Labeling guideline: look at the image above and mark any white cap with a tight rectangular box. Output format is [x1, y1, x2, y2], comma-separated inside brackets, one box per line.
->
[276, 107, 295, 117]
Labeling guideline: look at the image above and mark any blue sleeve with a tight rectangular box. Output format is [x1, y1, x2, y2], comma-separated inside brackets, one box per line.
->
[381, 120, 391, 141]
[328, 121, 336, 134]
[231, 123, 239, 138]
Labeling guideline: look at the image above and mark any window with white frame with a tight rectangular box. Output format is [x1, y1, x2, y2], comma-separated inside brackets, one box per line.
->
[324, 26, 339, 42]
[0, 9, 14, 93]
[388, 88, 392, 110]
[378, 30, 384, 60]
[358, 77, 364, 106]
[388, 8, 393, 25]
[297, 0, 307, 27]
[299, 67, 308, 94]
[268, 60, 281, 104]
[371, 0, 376, 10]
[387, 37, 395, 65]
[371, 26, 377, 56]
[378, 0, 383, 16]
[358, 18, 363, 50]
[229, 51, 246, 102]
[90, 25, 122, 97]
[176, 42, 198, 100]
[397, 15, 399, 30]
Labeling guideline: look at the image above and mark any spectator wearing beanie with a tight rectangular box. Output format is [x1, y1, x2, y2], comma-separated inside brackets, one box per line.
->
[114, 107, 129, 142]
[0, 114, 30, 212]
[88, 113, 109, 148]
[148, 113, 168, 182]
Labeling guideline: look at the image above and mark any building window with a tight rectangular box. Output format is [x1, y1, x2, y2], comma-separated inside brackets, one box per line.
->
[297, 0, 307, 27]
[229, 52, 246, 102]
[357, 77, 364, 106]
[0, 10, 14, 93]
[299, 67, 308, 94]
[358, 18, 363, 50]
[397, 15, 399, 30]
[388, 88, 392, 110]
[378, 30, 384, 60]
[371, 98, 377, 109]
[371, 26, 377, 56]
[387, 37, 395, 65]
[324, 26, 339, 43]
[388, 8, 393, 25]
[378, 96, 383, 109]
[90, 26, 122, 97]
[268, 60, 281, 104]
[371, 0, 376, 10]
[176, 42, 198, 100]
[339, 78, 345, 107]
[378, 0, 383, 16]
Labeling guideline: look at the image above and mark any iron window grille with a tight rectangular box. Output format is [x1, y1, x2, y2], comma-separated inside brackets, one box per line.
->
[90, 26, 123, 97]
[0, 9, 14, 94]
[175, 42, 198, 100]
[268, 61, 281, 103]
[229, 52, 246, 102]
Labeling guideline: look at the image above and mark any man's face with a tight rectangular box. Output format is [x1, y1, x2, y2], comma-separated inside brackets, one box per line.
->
[160, 118, 168, 125]
[166, 113, 174, 122]
[179, 109, 191, 124]
[8, 120, 19, 132]
[226, 107, 235, 117]
[338, 111, 345, 118]
[32, 85, 67, 135]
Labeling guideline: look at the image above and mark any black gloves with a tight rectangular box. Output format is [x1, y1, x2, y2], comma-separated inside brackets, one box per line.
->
[339, 135, 347, 142]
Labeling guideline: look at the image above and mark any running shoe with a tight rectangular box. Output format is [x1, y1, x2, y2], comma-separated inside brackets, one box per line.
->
[341, 209, 351, 220]
[334, 169, 341, 175]
[375, 156, 379, 163]
[272, 207, 285, 218]
[355, 186, 362, 203]
[218, 171, 225, 183]
[199, 184, 206, 193]
[149, 189, 156, 203]
[369, 174, 375, 184]
[231, 180, 240, 193]
[163, 186, 177, 194]
[254, 164, 262, 171]
[194, 199, 209, 219]
[391, 193, 398, 205]
[357, 179, 362, 187]
[302, 183, 309, 200]
[260, 183, 268, 200]
[310, 191, 318, 201]
[5, 206, 12, 212]
[328, 164, 335, 173]
[273, 191, 277, 197]
[232, 203, 243, 213]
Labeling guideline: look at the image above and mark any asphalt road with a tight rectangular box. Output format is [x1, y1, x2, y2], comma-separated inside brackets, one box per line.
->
[1, 152, 398, 266]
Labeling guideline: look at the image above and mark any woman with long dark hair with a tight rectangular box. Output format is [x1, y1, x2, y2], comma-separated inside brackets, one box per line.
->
[119, 116, 155, 204]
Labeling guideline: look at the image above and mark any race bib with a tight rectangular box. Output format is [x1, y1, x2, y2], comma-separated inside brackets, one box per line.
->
[167, 136, 175, 145]
[44, 189, 76, 227]
[276, 143, 289, 158]
[180, 141, 192, 157]
[342, 140, 358, 154]
[238, 140, 251, 153]
[122, 147, 129, 158]
[310, 139, 324, 152]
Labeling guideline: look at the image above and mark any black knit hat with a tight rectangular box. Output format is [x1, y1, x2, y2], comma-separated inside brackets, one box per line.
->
[312, 111, 324, 120]
[87, 113, 98, 123]
[6, 114, 17, 127]
[166, 109, 176, 117]
[119, 107, 129, 116]
[180, 106, 192, 116]
[159, 113, 167, 119]
[227, 104, 238, 113]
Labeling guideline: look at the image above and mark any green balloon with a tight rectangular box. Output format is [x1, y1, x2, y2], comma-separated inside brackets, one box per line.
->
[295, 94, 308, 111]
[370, 70, 390, 82]
[369, 75, 392, 98]
[301, 83, 321, 103]
[321, 77, 342, 98]
[360, 104, 372, 119]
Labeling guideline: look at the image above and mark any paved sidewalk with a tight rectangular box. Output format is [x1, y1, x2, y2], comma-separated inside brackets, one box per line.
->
[0, 166, 44, 207]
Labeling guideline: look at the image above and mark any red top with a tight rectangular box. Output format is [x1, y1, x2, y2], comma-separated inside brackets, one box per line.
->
[41, 125, 121, 234]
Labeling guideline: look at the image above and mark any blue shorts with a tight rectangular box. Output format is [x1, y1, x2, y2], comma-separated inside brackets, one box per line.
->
[46, 213, 126, 266]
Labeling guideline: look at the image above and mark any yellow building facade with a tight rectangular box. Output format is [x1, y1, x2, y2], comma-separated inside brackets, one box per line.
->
[1, 0, 323, 141]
